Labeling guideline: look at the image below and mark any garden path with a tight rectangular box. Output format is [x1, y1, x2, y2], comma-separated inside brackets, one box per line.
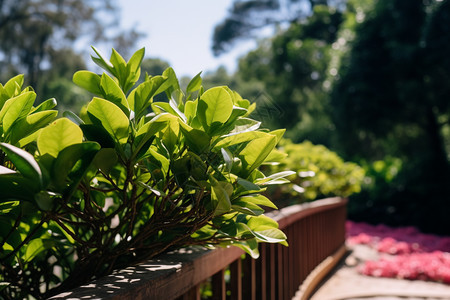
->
[309, 243, 450, 300]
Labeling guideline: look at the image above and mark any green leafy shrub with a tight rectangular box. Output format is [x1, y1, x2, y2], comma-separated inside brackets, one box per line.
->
[0, 48, 289, 299]
[267, 139, 365, 206]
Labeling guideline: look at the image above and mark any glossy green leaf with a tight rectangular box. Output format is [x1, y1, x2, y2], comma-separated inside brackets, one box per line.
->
[134, 114, 170, 158]
[269, 129, 285, 143]
[238, 134, 277, 177]
[37, 118, 83, 158]
[9, 110, 58, 145]
[124, 47, 145, 92]
[178, 121, 210, 154]
[73, 71, 102, 95]
[87, 97, 130, 144]
[162, 67, 181, 98]
[263, 149, 287, 165]
[213, 131, 268, 150]
[252, 228, 287, 244]
[100, 73, 129, 116]
[110, 48, 127, 80]
[3, 75, 24, 98]
[0, 143, 42, 186]
[186, 71, 202, 94]
[151, 98, 185, 119]
[0, 91, 35, 132]
[184, 100, 197, 124]
[91, 46, 114, 75]
[31, 98, 57, 113]
[237, 194, 277, 209]
[197, 87, 233, 132]
[128, 75, 166, 119]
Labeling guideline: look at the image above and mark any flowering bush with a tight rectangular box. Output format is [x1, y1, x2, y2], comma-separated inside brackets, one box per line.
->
[347, 221, 450, 283]
[267, 139, 365, 205]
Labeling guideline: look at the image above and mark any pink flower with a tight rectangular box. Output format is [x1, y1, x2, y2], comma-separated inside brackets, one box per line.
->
[347, 221, 450, 284]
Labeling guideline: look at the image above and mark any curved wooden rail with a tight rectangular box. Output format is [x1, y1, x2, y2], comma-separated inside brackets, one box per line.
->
[51, 197, 347, 300]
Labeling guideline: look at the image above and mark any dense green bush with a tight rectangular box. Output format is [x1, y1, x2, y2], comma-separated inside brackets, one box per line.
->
[267, 139, 365, 206]
[0, 48, 289, 299]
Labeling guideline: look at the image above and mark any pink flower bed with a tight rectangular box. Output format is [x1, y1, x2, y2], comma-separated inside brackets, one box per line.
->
[347, 221, 450, 283]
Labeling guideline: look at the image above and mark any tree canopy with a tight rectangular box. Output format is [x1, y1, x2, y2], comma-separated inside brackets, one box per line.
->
[0, 0, 141, 95]
[212, 0, 345, 56]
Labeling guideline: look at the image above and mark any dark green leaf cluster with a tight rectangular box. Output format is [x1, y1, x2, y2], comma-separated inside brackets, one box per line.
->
[0, 48, 289, 298]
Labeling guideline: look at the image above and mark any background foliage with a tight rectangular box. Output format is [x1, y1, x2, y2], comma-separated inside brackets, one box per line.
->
[211, 0, 450, 234]
[267, 139, 364, 207]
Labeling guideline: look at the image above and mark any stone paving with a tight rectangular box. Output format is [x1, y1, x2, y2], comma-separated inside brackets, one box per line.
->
[310, 244, 450, 300]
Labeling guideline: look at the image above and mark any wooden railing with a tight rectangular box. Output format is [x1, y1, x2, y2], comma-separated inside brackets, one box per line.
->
[51, 197, 347, 300]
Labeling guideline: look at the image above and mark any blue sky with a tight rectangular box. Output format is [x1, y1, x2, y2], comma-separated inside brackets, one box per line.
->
[117, 0, 255, 78]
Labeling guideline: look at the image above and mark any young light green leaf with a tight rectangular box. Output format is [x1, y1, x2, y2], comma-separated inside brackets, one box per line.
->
[186, 71, 202, 94]
[184, 100, 197, 124]
[100, 73, 130, 116]
[178, 121, 211, 154]
[0, 91, 36, 132]
[91, 46, 114, 74]
[124, 47, 145, 92]
[9, 110, 58, 145]
[262, 149, 287, 165]
[31, 98, 57, 113]
[3, 75, 24, 97]
[110, 48, 127, 79]
[197, 87, 233, 132]
[37, 118, 83, 158]
[269, 128, 286, 143]
[73, 71, 102, 95]
[247, 215, 280, 230]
